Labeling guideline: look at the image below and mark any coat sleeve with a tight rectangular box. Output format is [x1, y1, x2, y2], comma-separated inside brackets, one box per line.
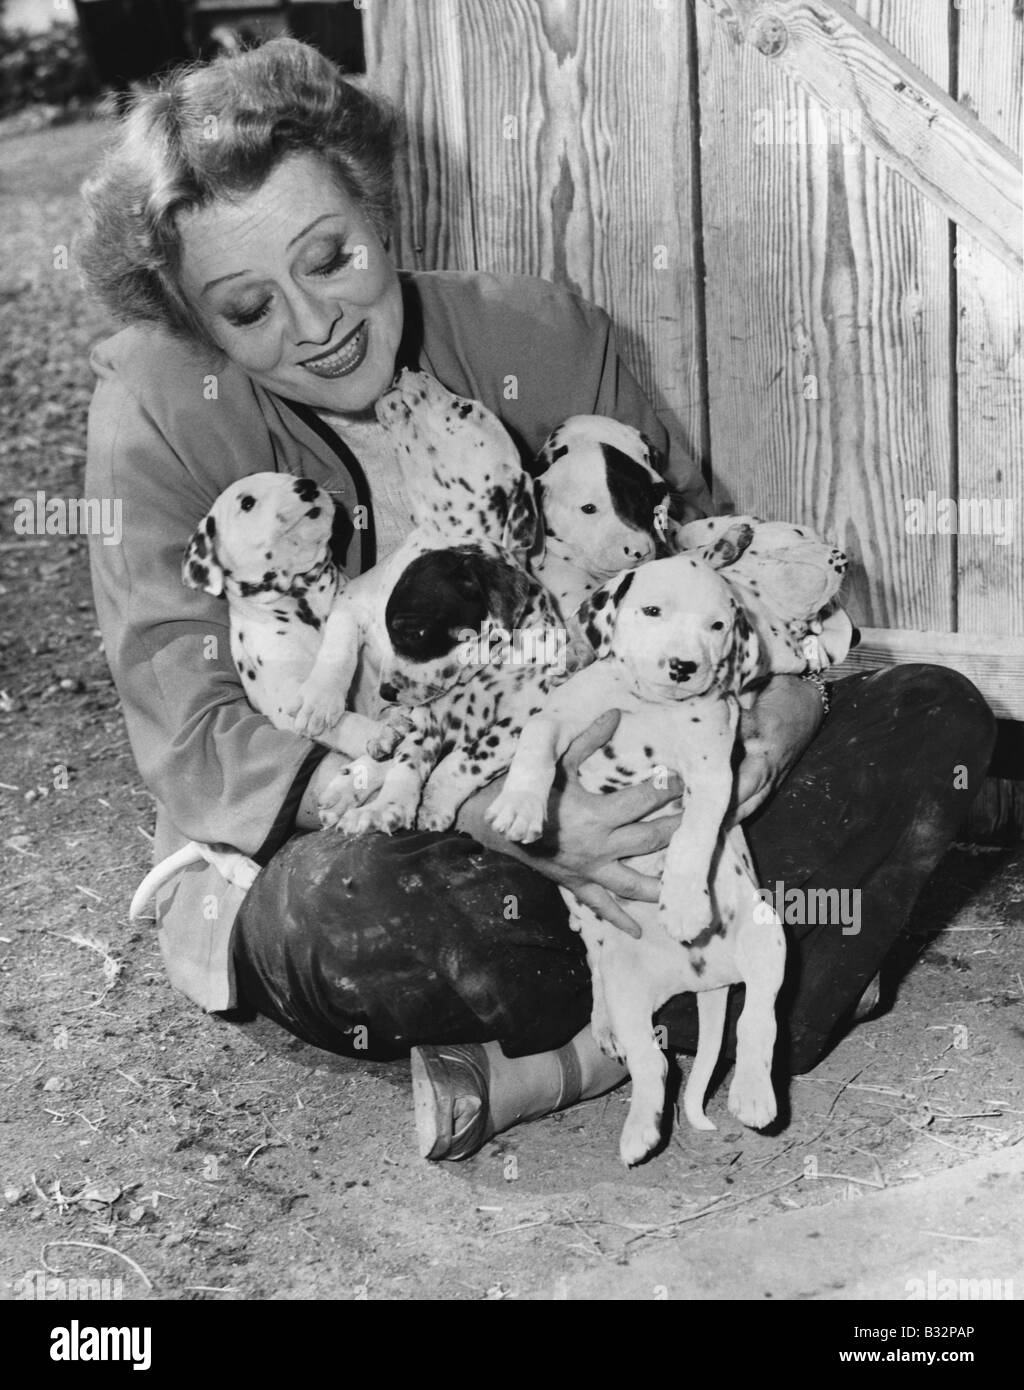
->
[86, 368, 326, 859]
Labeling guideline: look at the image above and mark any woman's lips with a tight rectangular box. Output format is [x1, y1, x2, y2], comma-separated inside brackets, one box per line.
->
[299, 321, 368, 379]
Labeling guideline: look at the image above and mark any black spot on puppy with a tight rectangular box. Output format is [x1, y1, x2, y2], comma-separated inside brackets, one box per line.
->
[294, 477, 319, 504]
[205, 516, 216, 539]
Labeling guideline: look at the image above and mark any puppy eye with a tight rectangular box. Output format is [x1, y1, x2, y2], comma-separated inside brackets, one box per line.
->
[580, 503, 598, 514]
[642, 605, 661, 617]
[710, 620, 726, 631]
[239, 495, 256, 512]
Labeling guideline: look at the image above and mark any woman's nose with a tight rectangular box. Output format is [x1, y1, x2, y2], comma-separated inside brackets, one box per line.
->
[290, 285, 344, 347]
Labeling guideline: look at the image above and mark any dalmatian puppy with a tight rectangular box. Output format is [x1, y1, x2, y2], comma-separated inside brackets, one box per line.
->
[374, 367, 537, 561]
[678, 515, 853, 672]
[530, 415, 673, 617]
[489, 553, 768, 944]
[325, 539, 574, 836]
[486, 555, 786, 1164]
[180, 471, 404, 755]
[130, 474, 406, 920]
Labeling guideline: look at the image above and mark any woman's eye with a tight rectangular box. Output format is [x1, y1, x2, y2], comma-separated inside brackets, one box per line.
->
[311, 247, 353, 277]
[226, 300, 272, 328]
[642, 605, 661, 617]
[580, 503, 598, 514]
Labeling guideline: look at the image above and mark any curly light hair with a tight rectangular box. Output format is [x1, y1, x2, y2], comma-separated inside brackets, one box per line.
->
[77, 38, 400, 345]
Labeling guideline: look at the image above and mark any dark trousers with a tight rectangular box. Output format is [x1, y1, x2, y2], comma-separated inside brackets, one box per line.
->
[233, 666, 995, 1073]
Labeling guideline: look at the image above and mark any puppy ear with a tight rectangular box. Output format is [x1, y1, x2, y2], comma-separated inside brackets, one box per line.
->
[531, 426, 567, 479]
[694, 520, 755, 570]
[638, 431, 666, 478]
[716, 600, 765, 696]
[182, 513, 226, 597]
[500, 472, 540, 563]
[574, 568, 636, 658]
[456, 549, 535, 631]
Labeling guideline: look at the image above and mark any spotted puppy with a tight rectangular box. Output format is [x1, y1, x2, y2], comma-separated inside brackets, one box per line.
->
[375, 367, 537, 560]
[323, 539, 571, 835]
[531, 415, 672, 617]
[678, 515, 853, 672]
[181, 471, 402, 755]
[486, 554, 785, 1164]
[130, 473, 406, 920]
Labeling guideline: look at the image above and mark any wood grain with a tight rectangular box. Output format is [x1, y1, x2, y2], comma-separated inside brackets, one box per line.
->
[832, 627, 1024, 721]
[954, 4, 1024, 638]
[699, 0, 1023, 268]
[696, 0, 954, 635]
[363, 0, 705, 464]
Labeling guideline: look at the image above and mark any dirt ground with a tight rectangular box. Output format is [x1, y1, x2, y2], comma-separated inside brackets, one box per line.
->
[1, 117, 1023, 1303]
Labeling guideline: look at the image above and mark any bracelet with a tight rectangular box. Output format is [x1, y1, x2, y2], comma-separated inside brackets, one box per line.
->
[802, 670, 831, 717]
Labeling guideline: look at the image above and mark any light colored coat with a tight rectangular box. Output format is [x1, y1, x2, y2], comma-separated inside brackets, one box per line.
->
[86, 269, 710, 1012]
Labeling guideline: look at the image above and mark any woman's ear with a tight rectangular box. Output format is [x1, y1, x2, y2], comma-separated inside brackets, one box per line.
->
[181, 513, 226, 597]
[574, 568, 635, 658]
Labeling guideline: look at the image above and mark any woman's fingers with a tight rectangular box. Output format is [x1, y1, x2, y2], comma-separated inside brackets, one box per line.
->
[601, 771, 685, 827]
[607, 813, 682, 860]
[592, 860, 663, 905]
[561, 709, 621, 776]
[571, 881, 643, 938]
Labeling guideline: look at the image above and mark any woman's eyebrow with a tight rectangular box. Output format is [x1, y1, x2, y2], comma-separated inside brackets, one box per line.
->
[286, 211, 346, 250]
[202, 270, 247, 296]
[201, 214, 349, 295]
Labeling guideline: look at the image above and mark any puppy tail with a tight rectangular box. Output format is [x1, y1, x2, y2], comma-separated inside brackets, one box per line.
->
[129, 842, 260, 920]
[682, 988, 729, 1130]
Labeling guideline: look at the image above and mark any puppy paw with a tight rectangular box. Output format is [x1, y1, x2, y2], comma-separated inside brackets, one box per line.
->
[619, 1109, 663, 1168]
[416, 804, 456, 833]
[367, 711, 414, 761]
[318, 760, 383, 829]
[340, 798, 416, 836]
[485, 789, 546, 843]
[658, 882, 714, 943]
[287, 680, 348, 739]
[727, 1066, 777, 1130]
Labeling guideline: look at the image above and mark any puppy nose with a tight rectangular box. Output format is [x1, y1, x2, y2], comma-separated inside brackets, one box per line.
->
[379, 682, 399, 703]
[669, 658, 698, 682]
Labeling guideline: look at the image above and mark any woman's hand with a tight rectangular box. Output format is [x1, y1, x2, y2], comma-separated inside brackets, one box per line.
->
[733, 674, 824, 822]
[458, 711, 684, 938]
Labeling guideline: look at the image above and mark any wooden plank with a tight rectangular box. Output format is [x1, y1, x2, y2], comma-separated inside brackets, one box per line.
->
[831, 627, 1024, 721]
[955, 4, 1024, 638]
[362, 1, 477, 273]
[362, 0, 704, 465]
[699, 0, 1023, 269]
[697, 0, 954, 634]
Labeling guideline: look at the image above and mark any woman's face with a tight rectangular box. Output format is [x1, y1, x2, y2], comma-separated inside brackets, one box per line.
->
[177, 152, 403, 413]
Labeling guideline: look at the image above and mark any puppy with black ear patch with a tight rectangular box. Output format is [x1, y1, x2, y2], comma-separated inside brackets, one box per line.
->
[181, 471, 400, 758]
[486, 552, 786, 1164]
[327, 539, 573, 836]
[530, 415, 673, 617]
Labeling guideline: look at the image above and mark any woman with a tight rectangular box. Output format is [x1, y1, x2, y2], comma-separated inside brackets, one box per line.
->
[80, 38, 993, 1161]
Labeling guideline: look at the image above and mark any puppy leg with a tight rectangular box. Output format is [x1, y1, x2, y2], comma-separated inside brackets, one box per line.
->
[416, 729, 513, 831]
[593, 931, 669, 1167]
[659, 699, 738, 941]
[681, 988, 728, 1131]
[487, 665, 614, 841]
[340, 724, 441, 834]
[726, 850, 785, 1129]
[285, 606, 362, 738]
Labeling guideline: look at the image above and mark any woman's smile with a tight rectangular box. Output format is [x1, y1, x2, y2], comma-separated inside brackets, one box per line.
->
[299, 318, 369, 378]
[177, 153, 403, 412]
